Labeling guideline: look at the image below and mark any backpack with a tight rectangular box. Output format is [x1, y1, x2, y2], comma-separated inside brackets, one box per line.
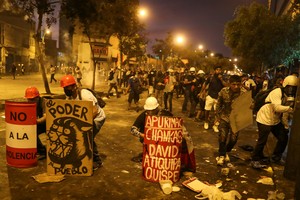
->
[253, 87, 283, 113]
[78, 88, 106, 108]
[131, 77, 143, 94]
[108, 71, 115, 81]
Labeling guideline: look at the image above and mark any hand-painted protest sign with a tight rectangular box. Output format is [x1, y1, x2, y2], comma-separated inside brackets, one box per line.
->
[5, 101, 37, 167]
[142, 115, 183, 183]
[45, 99, 93, 176]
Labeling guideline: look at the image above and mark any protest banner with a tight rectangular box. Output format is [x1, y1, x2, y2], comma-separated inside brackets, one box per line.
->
[5, 101, 37, 167]
[142, 115, 183, 183]
[45, 99, 93, 176]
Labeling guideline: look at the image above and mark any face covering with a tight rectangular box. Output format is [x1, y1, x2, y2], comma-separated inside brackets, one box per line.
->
[64, 88, 73, 97]
[285, 86, 297, 97]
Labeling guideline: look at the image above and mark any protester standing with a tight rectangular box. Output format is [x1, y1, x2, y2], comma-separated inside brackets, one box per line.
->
[215, 75, 243, 166]
[163, 69, 176, 113]
[250, 75, 298, 168]
[50, 65, 57, 83]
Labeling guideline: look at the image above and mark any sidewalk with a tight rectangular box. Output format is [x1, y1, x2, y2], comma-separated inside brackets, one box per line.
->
[0, 72, 109, 110]
[0, 73, 296, 199]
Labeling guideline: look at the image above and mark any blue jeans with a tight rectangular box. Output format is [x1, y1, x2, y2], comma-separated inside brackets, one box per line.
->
[93, 119, 105, 161]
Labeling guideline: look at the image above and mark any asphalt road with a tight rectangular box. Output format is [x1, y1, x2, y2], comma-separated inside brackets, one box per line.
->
[0, 73, 296, 199]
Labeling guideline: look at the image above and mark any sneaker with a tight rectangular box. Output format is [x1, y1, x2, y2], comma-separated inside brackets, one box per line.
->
[204, 122, 209, 130]
[225, 154, 230, 162]
[250, 161, 267, 169]
[216, 156, 225, 166]
[270, 155, 281, 163]
[213, 125, 219, 133]
[93, 161, 103, 171]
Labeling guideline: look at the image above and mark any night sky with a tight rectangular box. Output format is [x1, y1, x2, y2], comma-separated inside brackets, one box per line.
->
[140, 0, 268, 57]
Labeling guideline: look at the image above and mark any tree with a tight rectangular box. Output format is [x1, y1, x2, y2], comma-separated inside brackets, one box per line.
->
[62, 0, 143, 89]
[224, 2, 300, 74]
[10, 0, 58, 94]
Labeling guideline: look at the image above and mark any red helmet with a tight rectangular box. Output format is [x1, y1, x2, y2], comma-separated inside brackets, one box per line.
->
[25, 87, 40, 99]
[60, 75, 76, 87]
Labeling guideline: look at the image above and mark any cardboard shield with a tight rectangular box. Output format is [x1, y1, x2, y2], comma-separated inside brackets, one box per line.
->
[45, 99, 93, 176]
[142, 115, 183, 183]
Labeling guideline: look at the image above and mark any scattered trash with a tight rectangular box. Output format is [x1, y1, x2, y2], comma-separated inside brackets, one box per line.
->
[182, 178, 242, 199]
[121, 170, 129, 174]
[267, 190, 285, 200]
[241, 181, 247, 184]
[32, 173, 65, 183]
[242, 190, 248, 194]
[183, 171, 194, 178]
[221, 168, 230, 176]
[257, 176, 274, 185]
[205, 160, 210, 163]
[172, 186, 180, 192]
[263, 167, 274, 174]
[226, 178, 232, 182]
[236, 170, 239, 174]
[227, 163, 234, 168]
[240, 175, 248, 179]
[159, 180, 173, 195]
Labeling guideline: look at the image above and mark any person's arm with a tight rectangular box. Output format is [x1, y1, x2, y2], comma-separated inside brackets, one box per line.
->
[37, 113, 46, 124]
[130, 113, 145, 138]
[130, 126, 145, 138]
[215, 91, 223, 121]
[218, 74, 228, 87]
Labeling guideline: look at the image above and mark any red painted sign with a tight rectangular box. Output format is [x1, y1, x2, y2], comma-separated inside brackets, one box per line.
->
[5, 101, 37, 168]
[142, 116, 183, 183]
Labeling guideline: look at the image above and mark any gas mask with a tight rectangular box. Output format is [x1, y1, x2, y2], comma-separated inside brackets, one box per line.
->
[284, 85, 297, 107]
[284, 85, 297, 98]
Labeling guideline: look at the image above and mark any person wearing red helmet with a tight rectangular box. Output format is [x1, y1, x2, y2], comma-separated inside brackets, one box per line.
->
[24, 86, 47, 159]
[60, 75, 106, 170]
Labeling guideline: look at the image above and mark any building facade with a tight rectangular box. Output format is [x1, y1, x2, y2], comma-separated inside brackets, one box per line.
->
[0, 11, 35, 74]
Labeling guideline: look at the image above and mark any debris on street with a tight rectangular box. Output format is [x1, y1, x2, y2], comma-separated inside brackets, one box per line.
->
[32, 173, 65, 183]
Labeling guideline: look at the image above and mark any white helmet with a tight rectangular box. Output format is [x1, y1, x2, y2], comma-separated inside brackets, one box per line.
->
[190, 67, 196, 72]
[168, 69, 174, 73]
[197, 70, 205, 74]
[282, 75, 298, 87]
[144, 97, 159, 110]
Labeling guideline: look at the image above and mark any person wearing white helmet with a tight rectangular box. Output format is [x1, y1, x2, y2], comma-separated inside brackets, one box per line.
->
[251, 75, 298, 169]
[130, 97, 196, 172]
[131, 97, 160, 140]
[130, 97, 160, 162]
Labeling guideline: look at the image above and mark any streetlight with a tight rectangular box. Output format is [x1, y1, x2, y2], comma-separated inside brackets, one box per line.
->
[138, 7, 148, 19]
[198, 44, 204, 51]
[174, 34, 185, 45]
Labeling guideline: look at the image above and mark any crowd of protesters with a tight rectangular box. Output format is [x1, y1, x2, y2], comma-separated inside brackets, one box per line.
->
[23, 62, 298, 171]
[119, 65, 298, 169]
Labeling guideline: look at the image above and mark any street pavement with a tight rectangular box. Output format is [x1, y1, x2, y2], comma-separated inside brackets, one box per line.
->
[0, 72, 296, 199]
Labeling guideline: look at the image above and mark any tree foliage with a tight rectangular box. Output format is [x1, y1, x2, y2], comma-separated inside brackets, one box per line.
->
[61, 0, 145, 88]
[224, 2, 300, 73]
[10, 0, 58, 94]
